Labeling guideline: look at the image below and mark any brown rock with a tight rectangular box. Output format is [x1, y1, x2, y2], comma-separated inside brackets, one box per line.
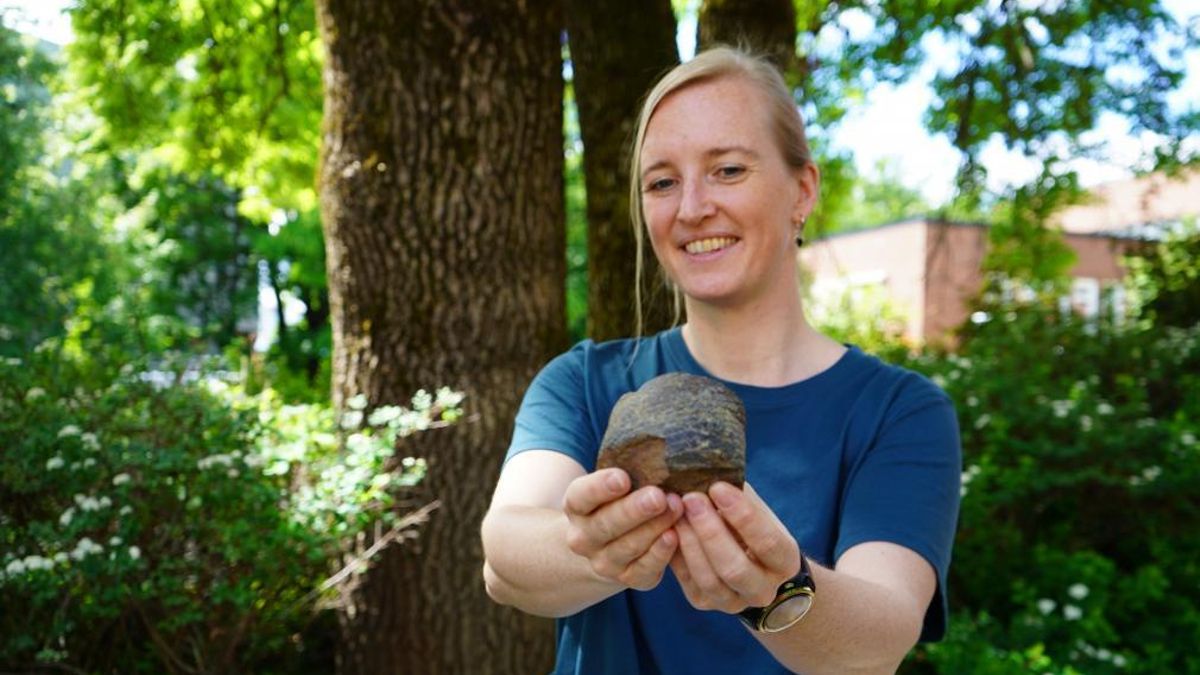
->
[596, 372, 746, 494]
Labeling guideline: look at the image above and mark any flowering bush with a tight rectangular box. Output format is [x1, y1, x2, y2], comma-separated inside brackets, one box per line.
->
[0, 341, 461, 672]
[901, 298, 1200, 674]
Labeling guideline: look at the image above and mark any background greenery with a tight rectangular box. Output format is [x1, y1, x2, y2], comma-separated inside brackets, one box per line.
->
[2, 2, 1199, 673]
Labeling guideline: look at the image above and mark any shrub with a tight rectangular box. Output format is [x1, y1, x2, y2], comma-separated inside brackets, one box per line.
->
[902, 299, 1200, 674]
[0, 341, 461, 673]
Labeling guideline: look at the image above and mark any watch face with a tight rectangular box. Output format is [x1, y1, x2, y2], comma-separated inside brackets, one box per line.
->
[762, 593, 813, 632]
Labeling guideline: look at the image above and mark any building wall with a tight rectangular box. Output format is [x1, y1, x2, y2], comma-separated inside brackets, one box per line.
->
[802, 220, 1142, 344]
[922, 223, 988, 344]
[800, 220, 928, 339]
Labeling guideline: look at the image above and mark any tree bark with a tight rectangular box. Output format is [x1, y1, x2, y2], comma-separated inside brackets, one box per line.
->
[697, 0, 798, 80]
[315, 2, 563, 673]
[566, 1, 679, 342]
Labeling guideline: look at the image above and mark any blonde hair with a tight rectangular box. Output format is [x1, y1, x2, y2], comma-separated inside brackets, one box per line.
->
[629, 46, 814, 337]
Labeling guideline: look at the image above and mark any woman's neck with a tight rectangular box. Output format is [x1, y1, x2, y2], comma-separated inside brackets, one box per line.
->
[680, 293, 845, 387]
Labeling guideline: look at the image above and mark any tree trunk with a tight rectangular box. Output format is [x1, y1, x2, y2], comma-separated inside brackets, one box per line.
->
[566, 1, 678, 342]
[315, 2, 563, 673]
[697, 0, 798, 79]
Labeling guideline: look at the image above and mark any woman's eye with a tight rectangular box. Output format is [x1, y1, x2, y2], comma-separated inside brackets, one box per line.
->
[645, 177, 676, 193]
[717, 165, 745, 179]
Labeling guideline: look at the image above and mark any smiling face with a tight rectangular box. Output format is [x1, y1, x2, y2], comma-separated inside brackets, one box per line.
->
[638, 75, 816, 311]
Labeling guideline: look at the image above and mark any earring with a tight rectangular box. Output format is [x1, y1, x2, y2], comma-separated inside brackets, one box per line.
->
[794, 216, 807, 249]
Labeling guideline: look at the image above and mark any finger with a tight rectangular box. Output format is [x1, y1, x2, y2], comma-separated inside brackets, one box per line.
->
[670, 549, 705, 607]
[619, 527, 679, 591]
[586, 485, 670, 545]
[710, 481, 801, 577]
[683, 491, 776, 607]
[596, 493, 683, 577]
[674, 515, 737, 611]
[564, 468, 630, 516]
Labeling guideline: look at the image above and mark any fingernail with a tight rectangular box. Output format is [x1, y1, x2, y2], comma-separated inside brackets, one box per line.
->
[640, 490, 662, 514]
[683, 493, 706, 518]
[710, 482, 737, 509]
[606, 471, 624, 493]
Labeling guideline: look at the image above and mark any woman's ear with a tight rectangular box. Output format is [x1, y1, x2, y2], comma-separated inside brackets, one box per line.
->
[791, 163, 820, 224]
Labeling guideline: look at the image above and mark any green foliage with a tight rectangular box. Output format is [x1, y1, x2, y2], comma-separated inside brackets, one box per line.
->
[0, 26, 130, 358]
[982, 166, 1082, 284]
[65, 0, 332, 397]
[818, 158, 932, 234]
[564, 76, 589, 344]
[898, 273, 1200, 672]
[0, 339, 462, 672]
[1124, 219, 1200, 329]
[66, 0, 323, 214]
[804, 279, 913, 358]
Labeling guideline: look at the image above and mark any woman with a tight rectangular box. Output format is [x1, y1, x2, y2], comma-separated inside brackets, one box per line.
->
[481, 47, 961, 674]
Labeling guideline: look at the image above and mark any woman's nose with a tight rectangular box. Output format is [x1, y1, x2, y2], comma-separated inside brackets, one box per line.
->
[676, 177, 715, 225]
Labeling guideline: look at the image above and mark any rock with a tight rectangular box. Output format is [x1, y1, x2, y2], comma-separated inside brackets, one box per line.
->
[596, 372, 745, 494]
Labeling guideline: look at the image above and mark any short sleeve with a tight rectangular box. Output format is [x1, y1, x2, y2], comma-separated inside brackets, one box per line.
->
[834, 373, 962, 642]
[506, 343, 599, 470]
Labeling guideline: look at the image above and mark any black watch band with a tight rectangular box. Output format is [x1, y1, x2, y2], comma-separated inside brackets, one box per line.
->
[737, 554, 816, 633]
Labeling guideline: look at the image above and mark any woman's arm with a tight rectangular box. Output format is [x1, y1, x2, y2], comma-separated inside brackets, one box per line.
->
[671, 482, 934, 674]
[480, 450, 684, 617]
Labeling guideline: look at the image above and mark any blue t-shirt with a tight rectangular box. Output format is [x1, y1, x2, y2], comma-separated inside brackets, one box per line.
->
[506, 327, 961, 675]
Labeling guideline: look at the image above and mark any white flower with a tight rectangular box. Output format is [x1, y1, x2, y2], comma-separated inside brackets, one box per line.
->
[368, 405, 403, 426]
[112, 473, 131, 486]
[1080, 415, 1093, 432]
[974, 414, 992, 430]
[227, 468, 240, 478]
[59, 507, 74, 526]
[340, 410, 364, 429]
[412, 389, 433, 410]
[197, 454, 234, 470]
[128, 546, 141, 560]
[1113, 654, 1127, 667]
[53, 552, 68, 564]
[109, 536, 123, 546]
[1063, 604, 1083, 620]
[966, 396, 979, 408]
[1182, 432, 1196, 446]
[1068, 583, 1089, 600]
[347, 393, 369, 410]
[23, 555, 52, 571]
[435, 387, 465, 408]
[5, 559, 26, 575]
[1096, 402, 1115, 416]
[57, 425, 81, 438]
[80, 433, 100, 451]
[1037, 598, 1056, 615]
[26, 387, 46, 400]
[81, 458, 96, 468]
[46, 456, 65, 471]
[1141, 466, 1162, 482]
[70, 537, 104, 560]
[119, 505, 133, 516]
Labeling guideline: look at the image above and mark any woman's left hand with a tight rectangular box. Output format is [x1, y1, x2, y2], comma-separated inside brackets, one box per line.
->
[670, 481, 802, 613]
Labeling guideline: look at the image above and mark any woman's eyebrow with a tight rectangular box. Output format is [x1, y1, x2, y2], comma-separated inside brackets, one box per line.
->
[706, 145, 759, 160]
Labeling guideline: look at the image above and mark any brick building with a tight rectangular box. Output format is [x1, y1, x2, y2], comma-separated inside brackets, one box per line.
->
[800, 169, 1200, 344]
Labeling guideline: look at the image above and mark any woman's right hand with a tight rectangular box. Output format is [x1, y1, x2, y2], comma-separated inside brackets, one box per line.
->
[563, 468, 684, 591]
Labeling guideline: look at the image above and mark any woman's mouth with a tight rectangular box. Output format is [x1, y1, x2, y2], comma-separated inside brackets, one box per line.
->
[684, 236, 738, 254]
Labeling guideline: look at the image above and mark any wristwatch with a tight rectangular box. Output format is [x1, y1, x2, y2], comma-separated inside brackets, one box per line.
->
[737, 554, 816, 633]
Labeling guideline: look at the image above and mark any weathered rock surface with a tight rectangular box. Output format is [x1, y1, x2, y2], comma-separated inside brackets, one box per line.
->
[596, 372, 746, 494]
